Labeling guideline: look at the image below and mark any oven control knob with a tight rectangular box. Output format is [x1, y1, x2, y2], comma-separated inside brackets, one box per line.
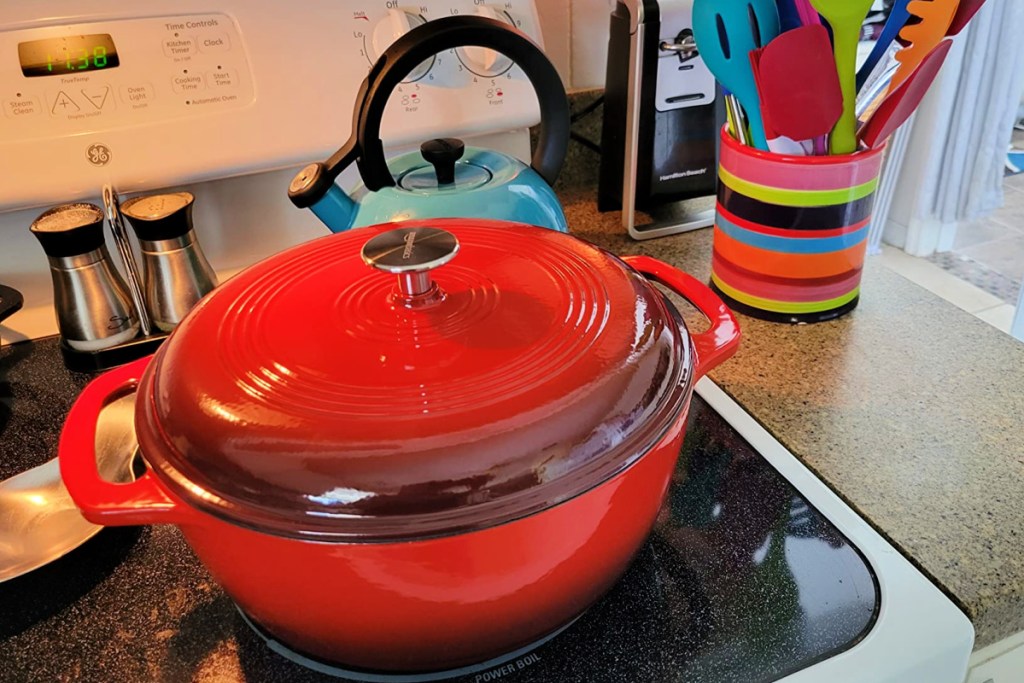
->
[368, 9, 434, 82]
[457, 6, 516, 77]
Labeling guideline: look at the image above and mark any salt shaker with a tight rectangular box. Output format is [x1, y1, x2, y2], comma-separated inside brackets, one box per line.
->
[29, 203, 140, 351]
[120, 192, 218, 332]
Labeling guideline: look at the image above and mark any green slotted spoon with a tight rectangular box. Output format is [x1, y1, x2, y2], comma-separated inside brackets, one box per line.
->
[809, 0, 876, 154]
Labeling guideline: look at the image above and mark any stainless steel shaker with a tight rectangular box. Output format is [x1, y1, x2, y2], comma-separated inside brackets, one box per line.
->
[29, 204, 140, 351]
[120, 192, 218, 332]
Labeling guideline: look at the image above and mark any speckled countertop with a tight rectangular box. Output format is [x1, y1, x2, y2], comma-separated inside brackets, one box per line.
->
[554, 182, 1024, 651]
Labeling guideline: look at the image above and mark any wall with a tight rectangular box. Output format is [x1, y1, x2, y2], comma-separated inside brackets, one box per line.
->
[536, 0, 611, 91]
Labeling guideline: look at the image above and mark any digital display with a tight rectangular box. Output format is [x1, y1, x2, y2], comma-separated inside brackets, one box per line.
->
[18, 34, 119, 78]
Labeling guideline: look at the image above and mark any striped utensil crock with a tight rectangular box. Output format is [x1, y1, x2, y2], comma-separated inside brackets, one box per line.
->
[711, 130, 886, 323]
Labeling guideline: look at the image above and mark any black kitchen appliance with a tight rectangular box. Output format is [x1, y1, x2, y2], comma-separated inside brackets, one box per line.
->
[599, 0, 723, 240]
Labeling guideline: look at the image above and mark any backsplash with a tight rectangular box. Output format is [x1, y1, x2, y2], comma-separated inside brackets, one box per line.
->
[537, 0, 612, 91]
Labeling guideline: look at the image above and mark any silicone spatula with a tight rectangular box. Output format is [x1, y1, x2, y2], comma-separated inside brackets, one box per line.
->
[947, 0, 987, 36]
[858, 39, 953, 149]
[693, 0, 781, 151]
[856, 0, 913, 91]
[889, 0, 959, 93]
[809, 0, 876, 154]
[751, 25, 843, 155]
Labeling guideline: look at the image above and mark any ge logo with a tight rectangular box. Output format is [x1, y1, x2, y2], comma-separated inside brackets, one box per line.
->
[86, 143, 112, 166]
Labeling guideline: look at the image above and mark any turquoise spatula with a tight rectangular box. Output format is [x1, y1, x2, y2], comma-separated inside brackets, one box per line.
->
[693, 0, 781, 151]
[809, 0, 876, 154]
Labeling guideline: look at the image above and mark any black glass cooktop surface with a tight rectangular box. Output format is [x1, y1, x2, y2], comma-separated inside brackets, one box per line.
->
[266, 397, 881, 683]
[0, 338, 878, 683]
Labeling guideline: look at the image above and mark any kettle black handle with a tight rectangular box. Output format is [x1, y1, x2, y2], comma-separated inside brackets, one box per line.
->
[357, 16, 569, 191]
[289, 15, 570, 208]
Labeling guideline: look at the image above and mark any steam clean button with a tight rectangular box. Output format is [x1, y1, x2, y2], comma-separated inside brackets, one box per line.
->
[198, 33, 231, 52]
[4, 94, 41, 118]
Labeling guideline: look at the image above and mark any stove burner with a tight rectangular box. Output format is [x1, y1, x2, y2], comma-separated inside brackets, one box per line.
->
[237, 608, 578, 682]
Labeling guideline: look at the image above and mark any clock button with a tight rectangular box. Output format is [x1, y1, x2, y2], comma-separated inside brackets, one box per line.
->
[198, 33, 231, 53]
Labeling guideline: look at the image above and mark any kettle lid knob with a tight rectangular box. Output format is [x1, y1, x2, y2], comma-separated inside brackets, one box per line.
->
[420, 138, 465, 186]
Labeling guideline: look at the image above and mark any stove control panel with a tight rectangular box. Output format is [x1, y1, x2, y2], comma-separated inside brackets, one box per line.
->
[0, 14, 254, 145]
[0, 0, 545, 213]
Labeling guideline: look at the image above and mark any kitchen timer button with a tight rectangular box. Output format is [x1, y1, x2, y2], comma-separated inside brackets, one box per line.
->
[163, 35, 197, 59]
[198, 33, 231, 53]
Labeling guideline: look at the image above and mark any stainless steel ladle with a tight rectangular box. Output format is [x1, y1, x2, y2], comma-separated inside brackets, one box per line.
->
[0, 392, 137, 582]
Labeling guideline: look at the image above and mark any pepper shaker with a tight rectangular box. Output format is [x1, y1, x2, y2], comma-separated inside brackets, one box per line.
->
[30, 203, 140, 351]
[120, 192, 218, 332]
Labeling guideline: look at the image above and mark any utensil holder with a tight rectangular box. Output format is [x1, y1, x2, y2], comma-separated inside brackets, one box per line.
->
[710, 128, 885, 323]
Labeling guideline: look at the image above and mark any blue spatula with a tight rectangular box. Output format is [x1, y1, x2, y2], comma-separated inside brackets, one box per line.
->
[856, 0, 913, 91]
[693, 0, 781, 151]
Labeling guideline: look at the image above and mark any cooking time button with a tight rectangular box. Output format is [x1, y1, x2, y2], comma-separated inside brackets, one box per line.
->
[3, 94, 41, 118]
[172, 73, 205, 93]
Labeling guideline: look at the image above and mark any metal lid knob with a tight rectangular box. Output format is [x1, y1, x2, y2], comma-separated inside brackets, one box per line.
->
[361, 227, 459, 303]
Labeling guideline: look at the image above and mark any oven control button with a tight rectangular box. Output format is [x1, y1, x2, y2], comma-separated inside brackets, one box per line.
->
[163, 35, 197, 59]
[198, 33, 231, 53]
[3, 94, 41, 119]
[49, 90, 81, 115]
[171, 73, 205, 93]
[206, 68, 237, 89]
[121, 84, 156, 108]
[80, 86, 112, 110]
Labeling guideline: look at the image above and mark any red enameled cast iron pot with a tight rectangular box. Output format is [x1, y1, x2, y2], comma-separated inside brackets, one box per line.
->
[59, 219, 739, 674]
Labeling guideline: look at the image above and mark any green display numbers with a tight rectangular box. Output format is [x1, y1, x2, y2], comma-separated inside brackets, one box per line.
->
[19, 34, 120, 78]
[49, 46, 109, 72]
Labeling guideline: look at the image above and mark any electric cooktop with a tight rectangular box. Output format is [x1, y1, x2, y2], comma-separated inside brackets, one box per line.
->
[2, 337, 967, 683]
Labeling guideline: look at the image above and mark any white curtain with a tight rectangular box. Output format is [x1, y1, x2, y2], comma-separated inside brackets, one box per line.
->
[933, 0, 1024, 222]
[871, 0, 1024, 254]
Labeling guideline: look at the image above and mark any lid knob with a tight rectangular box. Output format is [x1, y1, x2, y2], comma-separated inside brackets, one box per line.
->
[420, 138, 465, 186]
[361, 227, 459, 304]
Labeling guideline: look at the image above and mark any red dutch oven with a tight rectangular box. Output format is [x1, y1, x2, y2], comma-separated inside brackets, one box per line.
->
[60, 219, 739, 674]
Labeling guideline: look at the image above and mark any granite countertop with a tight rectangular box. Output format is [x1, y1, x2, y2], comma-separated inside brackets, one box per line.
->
[554, 184, 1024, 650]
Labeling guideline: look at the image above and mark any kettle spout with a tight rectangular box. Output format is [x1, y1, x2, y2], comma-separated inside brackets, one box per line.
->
[288, 163, 356, 234]
[309, 185, 357, 234]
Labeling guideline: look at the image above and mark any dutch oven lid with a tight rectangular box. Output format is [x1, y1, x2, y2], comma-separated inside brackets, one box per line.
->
[136, 220, 692, 541]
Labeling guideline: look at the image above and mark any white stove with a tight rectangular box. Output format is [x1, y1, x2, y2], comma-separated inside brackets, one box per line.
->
[0, 2, 975, 681]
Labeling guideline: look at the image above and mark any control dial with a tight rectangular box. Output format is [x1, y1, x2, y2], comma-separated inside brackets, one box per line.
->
[456, 6, 516, 77]
[365, 9, 434, 82]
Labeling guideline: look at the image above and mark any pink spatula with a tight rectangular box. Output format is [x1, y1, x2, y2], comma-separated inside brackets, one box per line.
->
[751, 25, 843, 155]
[858, 39, 953, 149]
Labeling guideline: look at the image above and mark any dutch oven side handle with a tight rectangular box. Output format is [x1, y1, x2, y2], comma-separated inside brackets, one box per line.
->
[622, 256, 741, 379]
[59, 356, 193, 527]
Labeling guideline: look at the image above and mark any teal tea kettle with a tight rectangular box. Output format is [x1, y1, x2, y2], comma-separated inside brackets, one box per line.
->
[288, 16, 570, 233]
